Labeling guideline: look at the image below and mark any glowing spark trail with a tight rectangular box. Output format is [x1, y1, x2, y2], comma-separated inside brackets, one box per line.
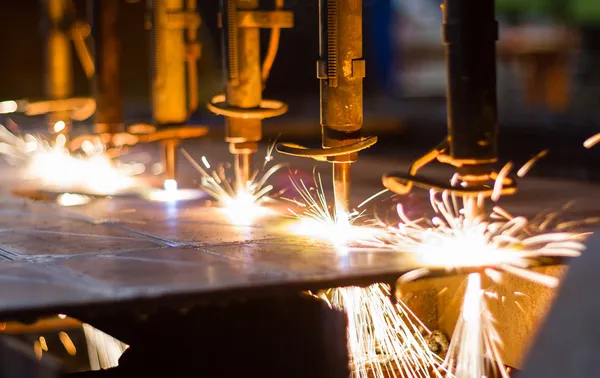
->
[286, 172, 379, 249]
[584, 133, 600, 149]
[181, 149, 283, 225]
[82, 323, 128, 371]
[372, 190, 588, 289]
[517, 150, 548, 178]
[318, 284, 443, 378]
[288, 173, 440, 378]
[0, 126, 136, 195]
[368, 163, 591, 377]
[443, 273, 508, 378]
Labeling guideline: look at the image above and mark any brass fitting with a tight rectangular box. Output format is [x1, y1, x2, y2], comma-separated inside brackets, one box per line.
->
[209, 0, 293, 188]
[277, 0, 376, 213]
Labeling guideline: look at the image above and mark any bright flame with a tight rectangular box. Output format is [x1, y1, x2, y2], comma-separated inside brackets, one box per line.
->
[288, 173, 435, 378]
[286, 172, 379, 250]
[364, 159, 594, 377]
[0, 125, 137, 195]
[374, 190, 588, 288]
[0, 100, 18, 114]
[164, 179, 178, 192]
[318, 284, 443, 378]
[53, 120, 66, 133]
[144, 179, 203, 202]
[57, 193, 92, 207]
[182, 149, 281, 225]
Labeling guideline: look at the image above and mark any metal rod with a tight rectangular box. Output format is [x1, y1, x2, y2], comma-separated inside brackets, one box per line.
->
[161, 140, 180, 181]
[93, 0, 123, 135]
[462, 194, 483, 222]
[149, 0, 188, 126]
[333, 162, 351, 216]
[318, 0, 364, 213]
[234, 152, 252, 192]
[319, 0, 363, 135]
[443, 0, 498, 165]
[44, 0, 73, 135]
[221, 0, 262, 188]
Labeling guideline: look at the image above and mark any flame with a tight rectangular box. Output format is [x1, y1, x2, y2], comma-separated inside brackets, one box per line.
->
[286, 172, 432, 378]
[53, 120, 66, 133]
[181, 149, 281, 225]
[374, 190, 589, 288]
[144, 179, 204, 203]
[0, 125, 137, 195]
[0, 100, 18, 114]
[364, 159, 593, 377]
[57, 193, 92, 207]
[286, 172, 379, 250]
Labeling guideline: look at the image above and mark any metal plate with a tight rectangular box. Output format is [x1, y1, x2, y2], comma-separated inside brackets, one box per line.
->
[0, 142, 598, 323]
[0, 193, 421, 321]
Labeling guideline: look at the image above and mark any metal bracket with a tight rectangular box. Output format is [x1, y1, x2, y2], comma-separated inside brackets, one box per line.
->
[276, 136, 378, 163]
[382, 137, 518, 196]
[68, 125, 209, 155]
[207, 94, 288, 120]
[237, 10, 294, 28]
[351, 59, 366, 79]
[186, 42, 202, 59]
[166, 11, 201, 29]
[2, 98, 96, 121]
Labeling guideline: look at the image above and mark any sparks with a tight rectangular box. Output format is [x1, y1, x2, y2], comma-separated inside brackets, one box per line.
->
[317, 284, 443, 378]
[286, 172, 379, 250]
[378, 191, 588, 288]
[57, 193, 92, 207]
[181, 149, 282, 225]
[82, 323, 129, 371]
[288, 174, 439, 378]
[0, 125, 137, 195]
[443, 273, 508, 378]
[584, 133, 600, 149]
[369, 153, 593, 377]
[144, 179, 204, 202]
[0, 100, 18, 114]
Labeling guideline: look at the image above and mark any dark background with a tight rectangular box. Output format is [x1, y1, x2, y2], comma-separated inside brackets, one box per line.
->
[0, 0, 598, 182]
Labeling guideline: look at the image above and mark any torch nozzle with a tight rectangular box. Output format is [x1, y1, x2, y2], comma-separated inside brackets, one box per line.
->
[333, 162, 352, 220]
[234, 152, 253, 193]
[161, 139, 180, 182]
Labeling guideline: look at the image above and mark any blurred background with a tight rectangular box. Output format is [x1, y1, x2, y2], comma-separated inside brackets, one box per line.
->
[0, 0, 598, 180]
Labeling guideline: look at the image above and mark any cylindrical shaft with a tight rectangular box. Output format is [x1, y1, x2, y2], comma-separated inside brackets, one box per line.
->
[462, 194, 484, 223]
[161, 139, 180, 181]
[319, 0, 364, 213]
[222, 0, 262, 151]
[333, 162, 351, 216]
[93, 0, 123, 135]
[319, 0, 364, 137]
[443, 0, 498, 165]
[221, 0, 262, 189]
[44, 0, 73, 135]
[234, 153, 252, 192]
[149, 0, 188, 126]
